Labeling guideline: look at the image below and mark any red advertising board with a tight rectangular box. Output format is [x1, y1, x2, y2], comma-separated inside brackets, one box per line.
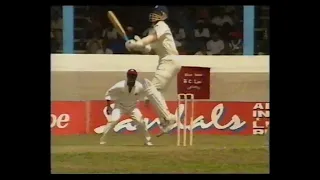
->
[51, 101, 87, 135]
[51, 101, 270, 136]
[177, 66, 210, 99]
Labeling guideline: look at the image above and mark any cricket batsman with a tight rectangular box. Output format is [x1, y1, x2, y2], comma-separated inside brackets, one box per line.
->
[99, 69, 153, 146]
[125, 5, 181, 134]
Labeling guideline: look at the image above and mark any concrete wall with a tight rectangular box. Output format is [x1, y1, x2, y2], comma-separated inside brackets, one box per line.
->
[51, 55, 269, 102]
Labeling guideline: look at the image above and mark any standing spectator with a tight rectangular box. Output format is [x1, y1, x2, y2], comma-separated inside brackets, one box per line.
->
[206, 33, 225, 55]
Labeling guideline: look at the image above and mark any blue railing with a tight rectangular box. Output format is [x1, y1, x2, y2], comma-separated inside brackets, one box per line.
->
[62, 6, 255, 55]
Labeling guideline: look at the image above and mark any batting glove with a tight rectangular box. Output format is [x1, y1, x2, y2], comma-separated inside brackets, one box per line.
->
[134, 35, 151, 53]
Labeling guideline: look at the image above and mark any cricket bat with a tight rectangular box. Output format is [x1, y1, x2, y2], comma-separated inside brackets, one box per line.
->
[107, 11, 129, 41]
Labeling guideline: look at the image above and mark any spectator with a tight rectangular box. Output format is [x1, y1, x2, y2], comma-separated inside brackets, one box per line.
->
[51, 14, 63, 50]
[228, 29, 243, 54]
[108, 36, 127, 54]
[86, 32, 104, 54]
[51, 31, 59, 53]
[175, 40, 182, 48]
[206, 33, 225, 55]
[70, 6, 258, 55]
[194, 20, 210, 40]
[211, 9, 234, 27]
[105, 48, 113, 54]
[86, 15, 103, 38]
[126, 26, 135, 39]
[178, 46, 188, 55]
[196, 7, 210, 22]
[173, 25, 186, 41]
[102, 39, 113, 54]
[184, 35, 198, 54]
[102, 26, 118, 40]
[195, 44, 208, 55]
[220, 6, 236, 14]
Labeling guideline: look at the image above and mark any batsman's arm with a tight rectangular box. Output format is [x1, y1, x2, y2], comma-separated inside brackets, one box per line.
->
[135, 21, 168, 47]
[138, 34, 157, 46]
[132, 35, 152, 54]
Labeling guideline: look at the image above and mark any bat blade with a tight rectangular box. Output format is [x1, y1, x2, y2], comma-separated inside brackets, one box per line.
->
[107, 11, 129, 41]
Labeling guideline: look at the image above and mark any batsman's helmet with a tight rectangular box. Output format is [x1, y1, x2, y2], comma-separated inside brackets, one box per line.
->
[149, 5, 168, 23]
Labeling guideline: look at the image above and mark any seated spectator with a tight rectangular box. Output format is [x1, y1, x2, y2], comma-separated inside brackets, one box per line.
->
[172, 25, 186, 41]
[87, 15, 103, 34]
[206, 33, 225, 55]
[105, 48, 113, 54]
[211, 10, 234, 27]
[102, 26, 118, 40]
[183, 35, 198, 54]
[196, 7, 210, 23]
[228, 30, 243, 55]
[86, 32, 104, 54]
[220, 6, 236, 14]
[175, 40, 182, 48]
[194, 20, 210, 41]
[172, 25, 185, 49]
[126, 26, 135, 39]
[195, 44, 208, 55]
[51, 14, 63, 51]
[108, 36, 127, 54]
[102, 39, 113, 54]
[178, 46, 188, 55]
[51, 31, 59, 53]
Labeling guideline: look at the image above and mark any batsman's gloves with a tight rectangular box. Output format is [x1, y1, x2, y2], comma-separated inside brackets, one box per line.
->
[125, 35, 151, 53]
[125, 39, 144, 52]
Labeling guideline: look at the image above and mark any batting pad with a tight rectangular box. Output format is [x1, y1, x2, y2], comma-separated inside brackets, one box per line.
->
[143, 78, 171, 119]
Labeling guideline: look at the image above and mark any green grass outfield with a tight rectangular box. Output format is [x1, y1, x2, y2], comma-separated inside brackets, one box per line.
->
[51, 134, 269, 174]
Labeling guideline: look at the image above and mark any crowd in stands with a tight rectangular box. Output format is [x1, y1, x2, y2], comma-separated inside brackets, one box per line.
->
[51, 6, 269, 55]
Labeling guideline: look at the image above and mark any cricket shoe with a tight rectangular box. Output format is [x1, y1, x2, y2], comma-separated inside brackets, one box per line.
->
[99, 141, 106, 145]
[144, 142, 153, 146]
[157, 115, 176, 137]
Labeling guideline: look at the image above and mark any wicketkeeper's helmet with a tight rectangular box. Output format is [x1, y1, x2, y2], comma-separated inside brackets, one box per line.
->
[127, 69, 138, 79]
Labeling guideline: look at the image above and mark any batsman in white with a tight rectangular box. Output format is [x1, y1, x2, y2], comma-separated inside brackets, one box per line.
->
[125, 6, 181, 135]
[99, 69, 153, 146]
